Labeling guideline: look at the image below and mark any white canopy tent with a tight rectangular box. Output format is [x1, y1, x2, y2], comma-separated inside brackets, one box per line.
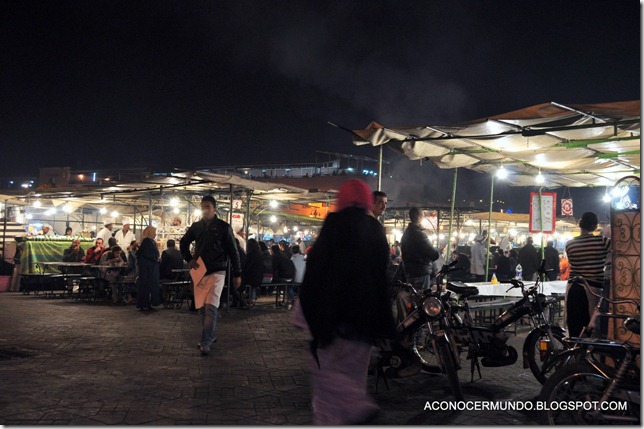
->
[342, 100, 640, 277]
[350, 101, 639, 187]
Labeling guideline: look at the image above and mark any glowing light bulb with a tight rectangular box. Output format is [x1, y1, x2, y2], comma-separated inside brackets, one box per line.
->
[111, 210, 119, 218]
[99, 207, 107, 214]
[269, 200, 278, 209]
[496, 166, 508, 180]
[270, 215, 277, 223]
[33, 200, 41, 208]
[535, 173, 545, 184]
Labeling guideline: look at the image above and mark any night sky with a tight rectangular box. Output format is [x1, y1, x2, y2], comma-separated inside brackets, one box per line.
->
[1, 1, 640, 214]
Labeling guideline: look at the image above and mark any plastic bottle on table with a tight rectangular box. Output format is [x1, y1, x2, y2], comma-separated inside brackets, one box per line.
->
[515, 264, 523, 280]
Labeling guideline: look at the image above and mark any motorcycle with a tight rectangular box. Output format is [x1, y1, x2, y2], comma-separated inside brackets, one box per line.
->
[375, 261, 465, 400]
[443, 260, 567, 383]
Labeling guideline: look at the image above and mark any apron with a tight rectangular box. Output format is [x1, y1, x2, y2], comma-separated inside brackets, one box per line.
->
[194, 271, 226, 309]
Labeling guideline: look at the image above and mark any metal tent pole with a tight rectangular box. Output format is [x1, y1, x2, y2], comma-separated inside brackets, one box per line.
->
[485, 174, 495, 281]
[377, 145, 383, 191]
[445, 168, 458, 261]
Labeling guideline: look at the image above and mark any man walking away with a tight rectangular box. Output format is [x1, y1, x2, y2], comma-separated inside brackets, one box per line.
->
[180, 196, 242, 356]
[400, 207, 439, 290]
[543, 241, 560, 281]
[518, 237, 540, 281]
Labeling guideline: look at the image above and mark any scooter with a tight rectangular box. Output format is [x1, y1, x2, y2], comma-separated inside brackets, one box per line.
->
[445, 261, 566, 383]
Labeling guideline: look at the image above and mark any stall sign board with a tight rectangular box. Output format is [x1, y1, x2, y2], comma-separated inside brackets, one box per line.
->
[231, 213, 245, 233]
[561, 198, 573, 217]
[530, 192, 556, 233]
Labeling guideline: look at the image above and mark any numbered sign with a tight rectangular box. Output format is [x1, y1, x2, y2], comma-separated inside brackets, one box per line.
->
[530, 192, 556, 233]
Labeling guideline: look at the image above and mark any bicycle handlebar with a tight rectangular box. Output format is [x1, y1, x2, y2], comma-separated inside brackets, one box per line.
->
[571, 276, 641, 311]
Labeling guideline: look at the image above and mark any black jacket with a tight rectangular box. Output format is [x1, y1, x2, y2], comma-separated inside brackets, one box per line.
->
[299, 207, 397, 349]
[544, 246, 560, 276]
[179, 216, 242, 276]
[160, 247, 185, 280]
[518, 243, 540, 278]
[400, 223, 439, 277]
[242, 249, 264, 287]
[272, 250, 295, 281]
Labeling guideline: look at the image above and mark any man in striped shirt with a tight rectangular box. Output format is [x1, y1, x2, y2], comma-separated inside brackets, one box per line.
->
[564, 212, 610, 337]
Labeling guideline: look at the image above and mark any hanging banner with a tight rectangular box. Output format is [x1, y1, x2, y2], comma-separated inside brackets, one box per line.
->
[530, 192, 556, 233]
[561, 198, 573, 216]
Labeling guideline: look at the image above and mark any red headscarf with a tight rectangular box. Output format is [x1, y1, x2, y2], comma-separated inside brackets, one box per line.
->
[335, 179, 373, 212]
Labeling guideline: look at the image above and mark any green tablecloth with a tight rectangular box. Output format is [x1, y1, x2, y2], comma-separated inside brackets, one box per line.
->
[20, 241, 92, 274]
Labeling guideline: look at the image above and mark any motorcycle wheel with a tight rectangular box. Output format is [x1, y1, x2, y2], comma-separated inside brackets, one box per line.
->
[412, 323, 441, 373]
[437, 338, 464, 401]
[538, 361, 639, 425]
[525, 328, 566, 384]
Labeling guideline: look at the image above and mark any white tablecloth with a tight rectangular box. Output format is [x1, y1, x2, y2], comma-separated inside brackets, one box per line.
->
[463, 280, 567, 297]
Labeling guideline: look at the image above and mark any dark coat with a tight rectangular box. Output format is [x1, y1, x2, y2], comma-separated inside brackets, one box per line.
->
[400, 223, 440, 277]
[299, 207, 397, 349]
[544, 246, 560, 276]
[63, 246, 84, 263]
[261, 250, 273, 277]
[494, 254, 512, 281]
[518, 243, 540, 279]
[136, 237, 160, 308]
[272, 250, 295, 281]
[160, 247, 184, 280]
[179, 215, 242, 276]
[243, 249, 264, 288]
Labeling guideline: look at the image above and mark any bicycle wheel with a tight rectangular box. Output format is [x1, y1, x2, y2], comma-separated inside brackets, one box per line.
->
[413, 323, 441, 373]
[525, 327, 566, 384]
[539, 361, 639, 425]
[436, 338, 464, 401]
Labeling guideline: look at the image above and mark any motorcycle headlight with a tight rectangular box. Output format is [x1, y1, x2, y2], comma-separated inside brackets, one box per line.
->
[423, 297, 442, 318]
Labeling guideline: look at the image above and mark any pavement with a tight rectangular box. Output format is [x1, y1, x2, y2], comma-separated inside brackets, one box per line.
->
[0, 291, 546, 425]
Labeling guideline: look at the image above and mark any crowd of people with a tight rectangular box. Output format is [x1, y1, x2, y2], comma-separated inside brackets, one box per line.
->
[19, 180, 614, 425]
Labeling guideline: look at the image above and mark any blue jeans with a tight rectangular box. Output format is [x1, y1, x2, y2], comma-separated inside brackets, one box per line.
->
[199, 304, 218, 347]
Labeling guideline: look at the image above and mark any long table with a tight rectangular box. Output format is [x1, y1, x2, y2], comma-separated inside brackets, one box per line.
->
[464, 280, 567, 297]
[19, 240, 93, 274]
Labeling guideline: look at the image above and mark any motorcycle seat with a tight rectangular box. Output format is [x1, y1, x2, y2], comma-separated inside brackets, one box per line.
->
[446, 282, 479, 298]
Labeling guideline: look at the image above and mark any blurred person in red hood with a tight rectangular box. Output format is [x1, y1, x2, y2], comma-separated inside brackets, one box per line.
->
[297, 179, 396, 425]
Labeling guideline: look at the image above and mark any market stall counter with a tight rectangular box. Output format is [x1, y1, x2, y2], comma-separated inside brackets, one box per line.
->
[19, 238, 95, 274]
